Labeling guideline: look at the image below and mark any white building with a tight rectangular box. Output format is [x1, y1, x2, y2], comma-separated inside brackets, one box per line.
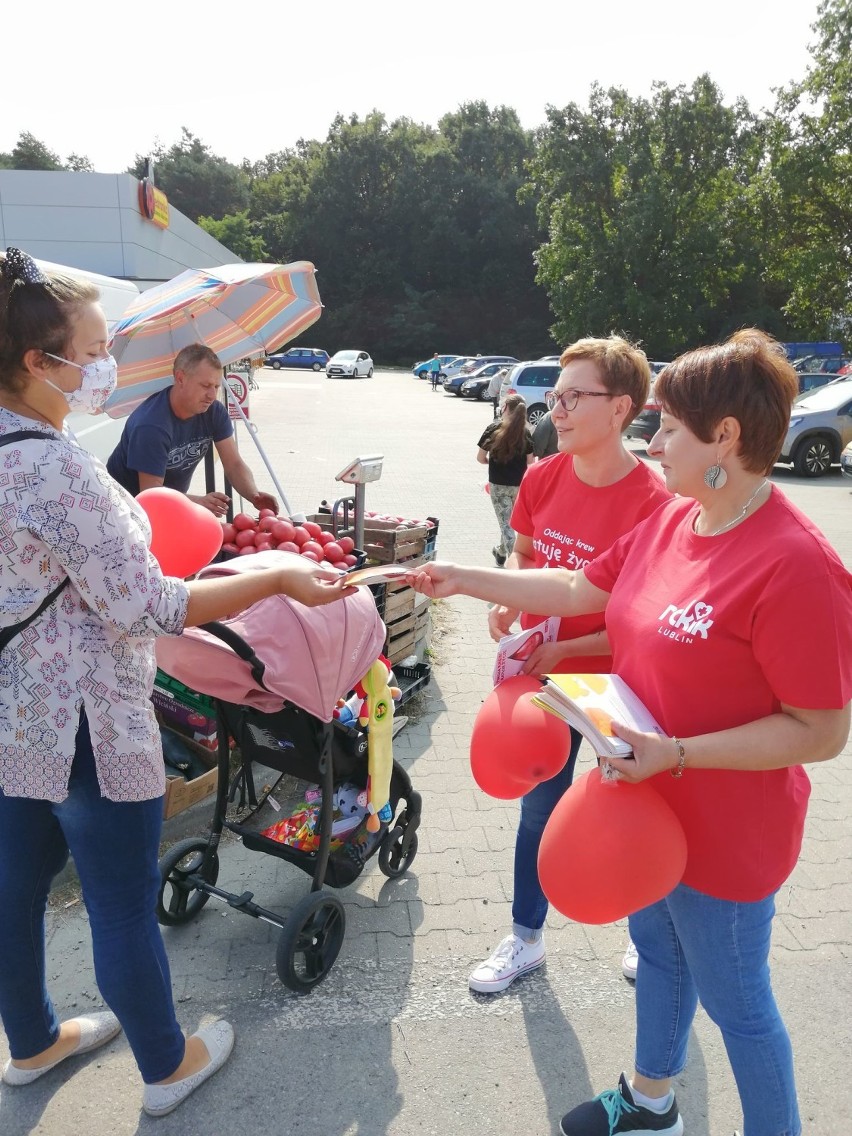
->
[0, 170, 240, 290]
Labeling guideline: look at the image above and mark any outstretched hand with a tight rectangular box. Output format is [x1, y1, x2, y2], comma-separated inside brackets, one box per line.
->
[404, 561, 460, 599]
[279, 559, 356, 606]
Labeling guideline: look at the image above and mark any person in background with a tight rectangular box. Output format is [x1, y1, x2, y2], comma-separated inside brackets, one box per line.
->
[532, 409, 559, 459]
[106, 343, 278, 518]
[429, 352, 442, 391]
[408, 329, 851, 1136]
[488, 366, 509, 418]
[468, 336, 671, 994]
[0, 249, 349, 1117]
[477, 393, 534, 566]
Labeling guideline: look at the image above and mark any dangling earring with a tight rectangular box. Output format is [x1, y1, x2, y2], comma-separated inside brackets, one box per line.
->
[704, 461, 727, 489]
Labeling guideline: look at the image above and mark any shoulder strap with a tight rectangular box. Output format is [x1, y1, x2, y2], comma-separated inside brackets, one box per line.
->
[0, 429, 71, 652]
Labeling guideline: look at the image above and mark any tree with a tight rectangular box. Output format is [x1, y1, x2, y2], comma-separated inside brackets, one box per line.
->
[128, 129, 250, 222]
[197, 211, 268, 261]
[526, 79, 790, 358]
[763, 0, 852, 341]
[0, 132, 64, 170]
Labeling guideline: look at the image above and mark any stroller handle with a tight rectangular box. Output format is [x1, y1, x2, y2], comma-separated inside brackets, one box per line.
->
[199, 621, 268, 691]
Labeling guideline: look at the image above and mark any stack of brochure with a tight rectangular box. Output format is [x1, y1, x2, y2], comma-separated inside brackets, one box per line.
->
[533, 673, 665, 758]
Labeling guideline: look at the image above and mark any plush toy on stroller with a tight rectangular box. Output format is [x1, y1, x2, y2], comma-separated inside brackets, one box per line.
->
[154, 551, 422, 992]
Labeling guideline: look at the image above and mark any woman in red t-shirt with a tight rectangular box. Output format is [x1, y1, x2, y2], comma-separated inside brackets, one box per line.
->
[409, 330, 852, 1136]
[468, 337, 671, 998]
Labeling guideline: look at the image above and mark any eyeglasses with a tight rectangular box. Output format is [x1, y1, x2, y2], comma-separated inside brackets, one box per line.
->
[545, 389, 615, 413]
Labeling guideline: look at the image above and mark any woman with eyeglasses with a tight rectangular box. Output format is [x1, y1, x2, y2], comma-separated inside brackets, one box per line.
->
[476, 393, 534, 566]
[409, 330, 852, 1136]
[467, 337, 671, 996]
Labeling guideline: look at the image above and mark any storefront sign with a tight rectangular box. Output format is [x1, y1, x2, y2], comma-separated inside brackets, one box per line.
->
[138, 178, 170, 229]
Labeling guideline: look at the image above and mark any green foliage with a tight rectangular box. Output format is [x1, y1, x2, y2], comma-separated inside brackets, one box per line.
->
[0, 132, 92, 172]
[197, 212, 268, 261]
[128, 128, 250, 222]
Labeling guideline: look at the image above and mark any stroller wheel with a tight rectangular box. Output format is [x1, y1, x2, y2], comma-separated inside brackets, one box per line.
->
[378, 826, 419, 879]
[277, 891, 346, 992]
[156, 838, 220, 927]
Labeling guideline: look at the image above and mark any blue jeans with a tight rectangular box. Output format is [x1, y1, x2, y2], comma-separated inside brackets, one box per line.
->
[630, 883, 800, 1136]
[0, 716, 185, 1083]
[512, 727, 582, 935]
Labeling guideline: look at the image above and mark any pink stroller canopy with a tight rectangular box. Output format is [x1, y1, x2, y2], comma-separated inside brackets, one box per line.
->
[155, 551, 387, 721]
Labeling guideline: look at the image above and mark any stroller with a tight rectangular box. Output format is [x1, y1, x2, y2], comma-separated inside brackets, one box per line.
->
[154, 552, 422, 992]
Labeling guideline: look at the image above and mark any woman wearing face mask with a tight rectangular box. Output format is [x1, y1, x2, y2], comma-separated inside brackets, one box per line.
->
[409, 330, 852, 1136]
[0, 250, 350, 1116]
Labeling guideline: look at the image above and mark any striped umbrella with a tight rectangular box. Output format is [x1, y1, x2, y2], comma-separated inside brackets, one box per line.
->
[105, 261, 323, 418]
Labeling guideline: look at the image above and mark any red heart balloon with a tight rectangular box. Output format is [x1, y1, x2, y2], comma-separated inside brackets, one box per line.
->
[469, 675, 572, 799]
[137, 487, 223, 578]
[538, 767, 688, 924]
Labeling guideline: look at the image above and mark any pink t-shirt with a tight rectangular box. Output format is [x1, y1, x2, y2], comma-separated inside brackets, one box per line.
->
[511, 453, 671, 672]
[585, 489, 852, 901]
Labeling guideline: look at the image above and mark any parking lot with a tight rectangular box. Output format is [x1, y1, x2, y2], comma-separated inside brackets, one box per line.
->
[5, 365, 850, 1136]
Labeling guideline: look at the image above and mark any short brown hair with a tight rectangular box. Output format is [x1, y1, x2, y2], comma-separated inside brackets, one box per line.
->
[655, 330, 799, 473]
[559, 336, 651, 428]
[173, 344, 222, 376]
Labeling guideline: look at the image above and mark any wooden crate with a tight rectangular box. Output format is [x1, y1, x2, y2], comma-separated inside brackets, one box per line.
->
[362, 520, 430, 565]
[384, 586, 415, 623]
[385, 609, 417, 665]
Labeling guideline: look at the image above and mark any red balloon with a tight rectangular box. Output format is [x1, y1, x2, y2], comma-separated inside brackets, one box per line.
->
[137, 487, 224, 578]
[469, 676, 572, 800]
[538, 767, 688, 924]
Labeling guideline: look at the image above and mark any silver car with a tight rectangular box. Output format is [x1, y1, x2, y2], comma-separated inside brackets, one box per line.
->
[498, 360, 562, 426]
[778, 378, 852, 477]
[326, 350, 374, 378]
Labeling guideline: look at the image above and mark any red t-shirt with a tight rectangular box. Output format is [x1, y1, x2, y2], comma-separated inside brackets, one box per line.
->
[511, 453, 671, 672]
[585, 489, 852, 901]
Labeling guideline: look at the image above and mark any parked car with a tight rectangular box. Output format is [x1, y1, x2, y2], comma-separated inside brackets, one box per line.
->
[326, 350, 374, 378]
[438, 357, 478, 383]
[778, 378, 852, 477]
[460, 364, 511, 401]
[841, 439, 852, 480]
[458, 354, 519, 376]
[792, 355, 851, 374]
[445, 361, 508, 397]
[266, 347, 329, 371]
[412, 354, 461, 379]
[795, 372, 846, 398]
[498, 360, 562, 426]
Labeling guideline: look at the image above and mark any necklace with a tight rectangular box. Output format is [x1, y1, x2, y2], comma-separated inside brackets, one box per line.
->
[702, 480, 770, 537]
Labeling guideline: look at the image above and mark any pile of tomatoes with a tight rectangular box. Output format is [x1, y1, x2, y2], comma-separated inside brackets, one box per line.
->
[220, 510, 360, 566]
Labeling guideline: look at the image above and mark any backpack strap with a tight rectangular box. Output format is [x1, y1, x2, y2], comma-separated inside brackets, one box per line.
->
[0, 429, 71, 652]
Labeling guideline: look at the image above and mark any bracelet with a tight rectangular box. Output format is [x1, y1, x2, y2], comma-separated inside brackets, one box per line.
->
[671, 736, 686, 778]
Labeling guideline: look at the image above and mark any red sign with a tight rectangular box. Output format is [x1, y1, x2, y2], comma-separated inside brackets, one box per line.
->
[138, 178, 169, 229]
[224, 372, 250, 421]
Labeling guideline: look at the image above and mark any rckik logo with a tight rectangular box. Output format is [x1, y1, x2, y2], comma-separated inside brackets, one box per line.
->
[658, 598, 715, 640]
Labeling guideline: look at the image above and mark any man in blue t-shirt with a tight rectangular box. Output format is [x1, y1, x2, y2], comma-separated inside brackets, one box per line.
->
[107, 344, 278, 517]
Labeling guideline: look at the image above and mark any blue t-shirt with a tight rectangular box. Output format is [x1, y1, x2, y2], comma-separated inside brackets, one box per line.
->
[106, 388, 233, 495]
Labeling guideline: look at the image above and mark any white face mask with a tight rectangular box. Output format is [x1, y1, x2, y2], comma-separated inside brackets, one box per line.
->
[44, 353, 118, 415]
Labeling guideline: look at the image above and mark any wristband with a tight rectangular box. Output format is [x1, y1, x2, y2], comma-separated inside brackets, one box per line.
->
[671, 736, 686, 778]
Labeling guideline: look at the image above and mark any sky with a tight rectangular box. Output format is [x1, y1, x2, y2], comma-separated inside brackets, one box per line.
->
[4, 0, 821, 174]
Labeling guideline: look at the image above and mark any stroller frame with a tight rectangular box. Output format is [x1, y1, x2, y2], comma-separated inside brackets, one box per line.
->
[155, 621, 422, 992]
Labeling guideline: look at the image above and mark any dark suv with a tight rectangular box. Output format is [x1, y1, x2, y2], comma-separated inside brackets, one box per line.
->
[266, 347, 329, 371]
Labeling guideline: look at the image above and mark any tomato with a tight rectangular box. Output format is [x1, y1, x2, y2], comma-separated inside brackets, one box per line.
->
[342, 553, 359, 567]
[221, 542, 240, 554]
[233, 513, 257, 531]
[271, 519, 296, 543]
[301, 540, 324, 558]
[302, 521, 323, 539]
[258, 516, 278, 533]
[300, 550, 320, 562]
[337, 536, 355, 554]
[235, 529, 256, 548]
[221, 522, 237, 543]
[238, 545, 257, 555]
[291, 527, 311, 547]
[323, 542, 344, 562]
[276, 541, 300, 553]
[258, 508, 277, 519]
[317, 530, 336, 546]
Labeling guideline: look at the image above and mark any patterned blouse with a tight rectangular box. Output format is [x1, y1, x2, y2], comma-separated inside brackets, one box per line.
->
[0, 409, 190, 802]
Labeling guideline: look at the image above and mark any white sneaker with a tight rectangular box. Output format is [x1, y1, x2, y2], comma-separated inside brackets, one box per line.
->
[621, 939, 638, 981]
[469, 933, 545, 993]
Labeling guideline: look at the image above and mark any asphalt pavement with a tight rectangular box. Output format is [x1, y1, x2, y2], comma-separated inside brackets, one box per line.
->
[2, 367, 850, 1135]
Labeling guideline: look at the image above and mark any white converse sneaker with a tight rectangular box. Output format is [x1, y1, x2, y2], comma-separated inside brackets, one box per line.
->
[469, 933, 545, 993]
[621, 939, 638, 981]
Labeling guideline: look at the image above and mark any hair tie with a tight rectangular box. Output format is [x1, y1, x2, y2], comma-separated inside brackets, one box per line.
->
[1, 247, 48, 287]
